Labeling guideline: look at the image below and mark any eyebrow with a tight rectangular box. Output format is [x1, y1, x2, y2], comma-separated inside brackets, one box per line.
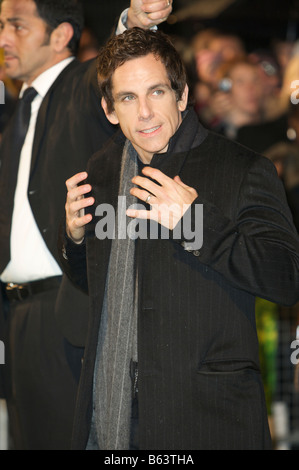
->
[8, 16, 23, 21]
[114, 83, 171, 102]
[0, 17, 24, 24]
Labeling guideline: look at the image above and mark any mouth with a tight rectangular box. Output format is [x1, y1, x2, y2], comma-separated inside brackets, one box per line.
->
[139, 125, 161, 136]
[4, 53, 17, 62]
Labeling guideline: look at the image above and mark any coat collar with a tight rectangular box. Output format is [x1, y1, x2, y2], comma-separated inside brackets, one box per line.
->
[150, 108, 208, 178]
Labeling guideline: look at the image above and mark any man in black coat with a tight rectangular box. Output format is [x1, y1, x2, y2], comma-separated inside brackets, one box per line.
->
[61, 28, 299, 450]
[0, 0, 173, 450]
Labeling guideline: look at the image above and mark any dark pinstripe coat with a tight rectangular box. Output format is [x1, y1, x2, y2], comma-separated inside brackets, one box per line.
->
[60, 108, 299, 450]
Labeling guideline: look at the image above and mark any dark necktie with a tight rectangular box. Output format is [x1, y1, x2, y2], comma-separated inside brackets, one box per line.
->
[0, 87, 38, 274]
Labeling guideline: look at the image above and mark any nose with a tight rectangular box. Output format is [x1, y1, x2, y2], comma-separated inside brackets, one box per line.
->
[138, 97, 153, 121]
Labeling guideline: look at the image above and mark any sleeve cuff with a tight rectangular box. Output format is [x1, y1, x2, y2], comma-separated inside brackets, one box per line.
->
[116, 8, 129, 35]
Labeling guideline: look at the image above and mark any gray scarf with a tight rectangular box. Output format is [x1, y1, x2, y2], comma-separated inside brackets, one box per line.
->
[87, 140, 139, 450]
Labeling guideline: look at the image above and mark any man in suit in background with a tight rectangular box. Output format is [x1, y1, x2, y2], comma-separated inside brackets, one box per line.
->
[61, 27, 299, 449]
[0, 0, 172, 450]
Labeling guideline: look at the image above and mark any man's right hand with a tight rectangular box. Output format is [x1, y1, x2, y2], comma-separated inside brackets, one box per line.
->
[65, 172, 94, 244]
[127, 0, 172, 29]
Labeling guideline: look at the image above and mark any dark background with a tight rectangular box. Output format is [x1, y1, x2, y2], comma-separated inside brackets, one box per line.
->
[81, 0, 299, 51]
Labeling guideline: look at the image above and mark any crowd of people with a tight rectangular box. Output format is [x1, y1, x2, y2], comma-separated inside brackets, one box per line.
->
[176, 27, 299, 241]
[186, 29, 296, 148]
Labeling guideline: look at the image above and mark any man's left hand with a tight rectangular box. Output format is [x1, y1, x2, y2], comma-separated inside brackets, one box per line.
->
[128, 0, 172, 29]
[126, 166, 198, 230]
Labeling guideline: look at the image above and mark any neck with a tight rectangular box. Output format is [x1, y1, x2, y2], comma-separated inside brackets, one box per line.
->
[137, 153, 153, 165]
[26, 51, 73, 86]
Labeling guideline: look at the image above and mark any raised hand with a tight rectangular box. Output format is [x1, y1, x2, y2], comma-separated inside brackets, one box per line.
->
[128, 0, 172, 29]
[126, 166, 198, 230]
[65, 172, 94, 244]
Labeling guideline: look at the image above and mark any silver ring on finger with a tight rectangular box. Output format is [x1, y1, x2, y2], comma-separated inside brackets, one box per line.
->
[146, 194, 152, 204]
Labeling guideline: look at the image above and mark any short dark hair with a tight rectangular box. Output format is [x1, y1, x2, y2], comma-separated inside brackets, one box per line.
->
[97, 27, 187, 114]
[34, 0, 84, 55]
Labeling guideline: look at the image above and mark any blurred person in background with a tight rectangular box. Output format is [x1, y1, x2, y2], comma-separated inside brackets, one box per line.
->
[273, 39, 296, 75]
[77, 28, 100, 63]
[234, 52, 299, 155]
[191, 29, 246, 128]
[249, 50, 282, 121]
[210, 59, 264, 140]
[210, 54, 298, 154]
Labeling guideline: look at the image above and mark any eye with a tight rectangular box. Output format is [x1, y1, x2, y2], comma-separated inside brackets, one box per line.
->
[11, 22, 26, 33]
[152, 89, 164, 97]
[123, 94, 135, 102]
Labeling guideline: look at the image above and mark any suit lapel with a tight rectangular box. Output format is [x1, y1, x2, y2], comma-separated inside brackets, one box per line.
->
[30, 59, 80, 178]
[30, 92, 50, 178]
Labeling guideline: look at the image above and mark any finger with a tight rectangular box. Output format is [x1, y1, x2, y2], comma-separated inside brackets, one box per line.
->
[130, 186, 157, 204]
[142, 0, 172, 22]
[173, 175, 189, 188]
[66, 171, 88, 191]
[69, 196, 94, 215]
[131, 174, 162, 195]
[140, 169, 185, 200]
[142, 0, 172, 13]
[70, 212, 93, 228]
[173, 176, 199, 201]
[67, 184, 92, 204]
[141, 166, 174, 189]
[145, 11, 170, 23]
[66, 213, 92, 243]
[134, 172, 187, 205]
[127, 205, 179, 230]
[126, 208, 151, 220]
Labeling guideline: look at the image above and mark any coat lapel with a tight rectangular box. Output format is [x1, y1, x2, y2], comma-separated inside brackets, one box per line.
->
[150, 108, 208, 179]
[30, 59, 80, 178]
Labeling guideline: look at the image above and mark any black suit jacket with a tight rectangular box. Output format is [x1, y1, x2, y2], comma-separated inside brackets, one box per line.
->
[60, 109, 299, 450]
[0, 59, 116, 397]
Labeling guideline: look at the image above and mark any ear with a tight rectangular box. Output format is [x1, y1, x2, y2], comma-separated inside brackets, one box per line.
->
[50, 22, 74, 53]
[101, 97, 119, 125]
[178, 84, 189, 112]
